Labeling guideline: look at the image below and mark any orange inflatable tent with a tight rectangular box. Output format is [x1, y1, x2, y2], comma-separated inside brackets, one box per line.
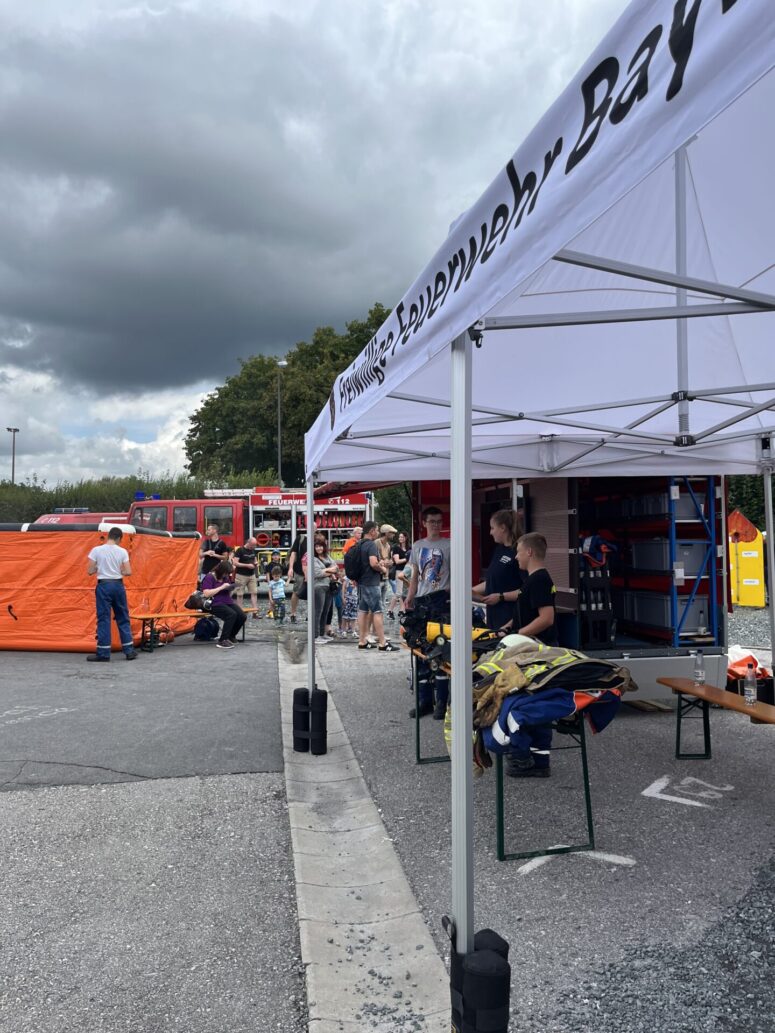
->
[0, 524, 201, 652]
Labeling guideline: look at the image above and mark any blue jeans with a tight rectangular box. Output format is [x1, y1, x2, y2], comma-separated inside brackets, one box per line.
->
[95, 580, 135, 657]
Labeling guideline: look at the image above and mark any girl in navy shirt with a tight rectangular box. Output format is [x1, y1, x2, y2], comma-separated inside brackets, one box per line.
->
[472, 509, 524, 630]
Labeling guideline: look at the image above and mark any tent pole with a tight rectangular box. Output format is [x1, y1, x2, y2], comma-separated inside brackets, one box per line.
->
[306, 477, 316, 693]
[450, 331, 474, 954]
[719, 475, 729, 650]
[675, 145, 690, 435]
[764, 471, 775, 658]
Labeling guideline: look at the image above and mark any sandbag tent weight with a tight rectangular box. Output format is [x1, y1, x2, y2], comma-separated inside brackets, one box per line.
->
[292, 686, 328, 755]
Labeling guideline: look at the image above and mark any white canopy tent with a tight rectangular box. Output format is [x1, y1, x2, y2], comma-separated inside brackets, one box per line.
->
[303, 0, 775, 955]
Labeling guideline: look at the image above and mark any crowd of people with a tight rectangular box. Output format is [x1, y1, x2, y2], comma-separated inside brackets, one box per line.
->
[87, 509, 557, 777]
[191, 520, 415, 650]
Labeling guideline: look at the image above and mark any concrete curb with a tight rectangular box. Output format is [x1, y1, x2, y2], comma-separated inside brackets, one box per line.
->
[278, 649, 449, 1032]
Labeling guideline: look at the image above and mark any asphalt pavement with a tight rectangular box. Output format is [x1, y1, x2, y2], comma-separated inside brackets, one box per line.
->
[0, 627, 306, 1033]
[2, 607, 773, 1032]
[312, 618, 775, 1032]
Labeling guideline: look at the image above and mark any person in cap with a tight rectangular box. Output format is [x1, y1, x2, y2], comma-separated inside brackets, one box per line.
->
[377, 524, 397, 614]
[85, 526, 138, 661]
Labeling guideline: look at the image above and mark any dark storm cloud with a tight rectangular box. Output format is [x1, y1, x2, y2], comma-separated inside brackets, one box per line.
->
[0, 0, 625, 405]
[0, 5, 416, 391]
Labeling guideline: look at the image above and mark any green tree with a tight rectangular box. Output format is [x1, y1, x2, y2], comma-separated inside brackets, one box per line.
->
[374, 484, 413, 537]
[184, 304, 390, 485]
[0, 469, 276, 523]
[728, 475, 767, 529]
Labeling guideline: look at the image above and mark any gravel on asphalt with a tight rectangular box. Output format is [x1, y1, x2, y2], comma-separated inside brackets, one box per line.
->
[551, 854, 775, 1033]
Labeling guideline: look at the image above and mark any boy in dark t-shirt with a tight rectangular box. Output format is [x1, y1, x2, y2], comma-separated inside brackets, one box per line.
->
[498, 533, 558, 645]
[503, 533, 558, 779]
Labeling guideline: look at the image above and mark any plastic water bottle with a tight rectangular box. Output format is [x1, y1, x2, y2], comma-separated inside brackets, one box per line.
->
[744, 663, 757, 707]
[693, 649, 705, 686]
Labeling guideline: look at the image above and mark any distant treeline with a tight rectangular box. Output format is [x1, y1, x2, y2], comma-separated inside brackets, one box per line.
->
[0, 471, 275, 524]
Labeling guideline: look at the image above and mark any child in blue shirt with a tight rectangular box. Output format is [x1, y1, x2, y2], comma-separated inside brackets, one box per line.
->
[270, 565, 287, 623]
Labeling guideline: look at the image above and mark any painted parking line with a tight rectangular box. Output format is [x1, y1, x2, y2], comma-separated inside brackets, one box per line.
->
[1, 704, 78, 726]
[582, 850, 637, 867]
[642, 774, 734, 808]
[518, 847, 636, 875]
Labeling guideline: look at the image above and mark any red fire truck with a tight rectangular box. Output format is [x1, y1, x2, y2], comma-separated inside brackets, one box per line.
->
[200, 487, 373, 569]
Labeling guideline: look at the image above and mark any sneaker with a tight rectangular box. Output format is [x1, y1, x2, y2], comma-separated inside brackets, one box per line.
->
[387, 612, 395, 620]
[86, 654, 110, 662]
[252, 613, 261, 620]
[378, 642, 397, 652]
[409, 703, 433, 718]
[216, 640, 235, 649]
[290, 615, 297, 624]
[505, 756, 550, 778]
[229, 638, 239, 644]
[432, 700, 447, 720]
[366, 635, 377, 644]
[358, 642, 375, 650]
[124, 650, 139, 661]
[314, 636, 329, 645]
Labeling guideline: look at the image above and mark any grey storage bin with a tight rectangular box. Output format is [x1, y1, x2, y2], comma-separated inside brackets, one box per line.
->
[621, 491, 705, 520]
[630, 539, 709, 575]
[630, 591, 708, 634]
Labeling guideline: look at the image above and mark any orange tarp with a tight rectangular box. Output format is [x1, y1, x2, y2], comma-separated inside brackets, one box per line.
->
[0, 529, 200, 652]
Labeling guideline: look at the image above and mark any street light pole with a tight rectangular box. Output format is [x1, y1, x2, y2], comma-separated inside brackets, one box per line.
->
[276, 360, 288, 487]
[6, 427, 19, 485]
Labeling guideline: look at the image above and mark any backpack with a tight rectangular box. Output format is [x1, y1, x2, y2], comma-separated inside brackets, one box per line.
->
[344, 540, 365, 581]
[194, 616, 220, 641]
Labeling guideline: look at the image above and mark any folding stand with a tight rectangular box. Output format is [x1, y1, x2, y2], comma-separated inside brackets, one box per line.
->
[674, 692, 712, 759]
[495, 715, 594, 862]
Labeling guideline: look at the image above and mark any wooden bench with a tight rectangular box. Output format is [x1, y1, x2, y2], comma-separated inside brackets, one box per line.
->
[130, 609, 257, 652]
[657, 676, 775, 759]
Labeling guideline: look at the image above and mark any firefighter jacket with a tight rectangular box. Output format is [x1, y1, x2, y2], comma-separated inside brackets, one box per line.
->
[470, 639, 636, 757]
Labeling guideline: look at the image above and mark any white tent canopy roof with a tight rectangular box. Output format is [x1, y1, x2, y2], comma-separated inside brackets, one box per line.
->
[306, 0, 775, 481]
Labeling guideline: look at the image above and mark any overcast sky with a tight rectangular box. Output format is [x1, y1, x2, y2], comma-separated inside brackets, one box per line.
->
[0, 0, 626, 485]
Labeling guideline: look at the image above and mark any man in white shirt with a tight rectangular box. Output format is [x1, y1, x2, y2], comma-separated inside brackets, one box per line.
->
[86, 526, 138, 661]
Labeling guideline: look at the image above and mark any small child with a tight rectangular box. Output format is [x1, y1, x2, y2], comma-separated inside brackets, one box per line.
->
[341, 575, 358, 637]
[270, 565, 287, 624]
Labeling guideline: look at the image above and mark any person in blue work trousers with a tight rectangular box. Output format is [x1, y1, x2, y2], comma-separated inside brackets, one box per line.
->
[498, 532, 558, 777]
[85, 526, 138, 662]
